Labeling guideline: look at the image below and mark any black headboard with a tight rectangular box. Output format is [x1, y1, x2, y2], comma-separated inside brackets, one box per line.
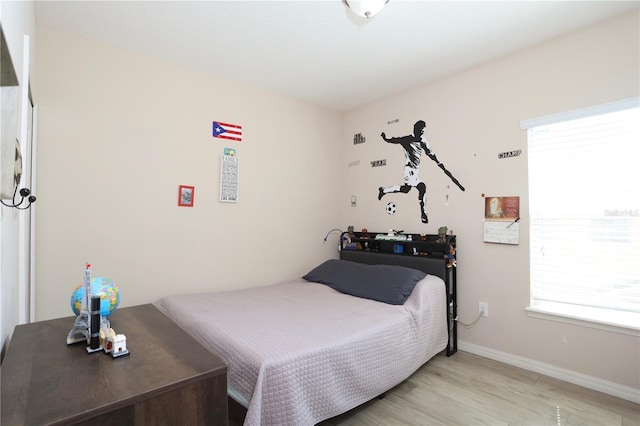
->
[340, 248, 456, 356]
[339, 250, 447, 282]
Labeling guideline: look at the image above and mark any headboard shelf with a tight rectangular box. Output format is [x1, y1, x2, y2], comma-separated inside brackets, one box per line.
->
[344, 232, 456, 259]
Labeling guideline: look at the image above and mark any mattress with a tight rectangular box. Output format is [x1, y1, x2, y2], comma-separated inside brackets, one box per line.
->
[154, 275, 448, 425]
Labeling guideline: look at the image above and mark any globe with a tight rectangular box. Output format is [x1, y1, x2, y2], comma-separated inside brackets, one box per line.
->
[70, 277, 120, 317]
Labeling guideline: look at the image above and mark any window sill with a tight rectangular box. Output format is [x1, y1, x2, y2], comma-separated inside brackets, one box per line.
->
[526, 302, 640, 337]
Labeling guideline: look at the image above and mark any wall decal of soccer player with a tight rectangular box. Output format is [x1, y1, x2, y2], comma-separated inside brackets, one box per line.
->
[378, 120, 465, 223]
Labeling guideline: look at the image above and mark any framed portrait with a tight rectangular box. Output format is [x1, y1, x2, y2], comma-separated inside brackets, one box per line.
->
[178, 185, 195, 207]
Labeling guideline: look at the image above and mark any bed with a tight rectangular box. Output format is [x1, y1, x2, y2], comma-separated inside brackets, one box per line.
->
[154, 251, 451, 425]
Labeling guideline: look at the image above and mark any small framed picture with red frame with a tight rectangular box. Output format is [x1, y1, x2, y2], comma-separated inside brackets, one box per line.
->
[178, 185, 195, 207]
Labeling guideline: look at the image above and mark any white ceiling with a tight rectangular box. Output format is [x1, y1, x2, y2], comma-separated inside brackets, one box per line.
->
[35, 1, 639, 112]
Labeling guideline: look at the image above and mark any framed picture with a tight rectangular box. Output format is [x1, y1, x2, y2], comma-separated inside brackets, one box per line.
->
[178, 185, 195, 207]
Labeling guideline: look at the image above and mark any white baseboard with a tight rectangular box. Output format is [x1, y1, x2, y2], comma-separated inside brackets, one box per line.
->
[458, 341, 640, 404]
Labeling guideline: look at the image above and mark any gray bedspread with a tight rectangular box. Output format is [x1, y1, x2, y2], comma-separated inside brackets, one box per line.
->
[154, 275, 447, 425]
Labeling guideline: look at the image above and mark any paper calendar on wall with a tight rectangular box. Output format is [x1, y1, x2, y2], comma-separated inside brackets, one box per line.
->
[219, 155, 239, 202]
[483, 196, 520, 245]
[483, 221, 519, 245]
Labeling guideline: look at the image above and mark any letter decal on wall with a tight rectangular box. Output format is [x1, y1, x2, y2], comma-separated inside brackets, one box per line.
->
[498, 149, 522, 159]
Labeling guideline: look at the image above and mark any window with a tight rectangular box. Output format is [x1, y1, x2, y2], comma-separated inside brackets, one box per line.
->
[522, 98, 639, 333]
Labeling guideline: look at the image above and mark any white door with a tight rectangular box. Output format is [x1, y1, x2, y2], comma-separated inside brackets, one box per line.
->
[18, 92, 35, 324]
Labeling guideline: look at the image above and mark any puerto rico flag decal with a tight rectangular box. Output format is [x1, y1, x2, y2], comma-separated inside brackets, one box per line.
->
[213, 121, 242, 142]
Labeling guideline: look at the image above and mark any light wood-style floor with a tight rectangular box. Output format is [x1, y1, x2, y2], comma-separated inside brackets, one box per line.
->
[319, 351, 639, 426]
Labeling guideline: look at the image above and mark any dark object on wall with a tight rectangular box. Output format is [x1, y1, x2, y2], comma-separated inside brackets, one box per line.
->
[0, 186, 36, 209]
[498, 150, 522, 159]
[378, 120, 464, 224]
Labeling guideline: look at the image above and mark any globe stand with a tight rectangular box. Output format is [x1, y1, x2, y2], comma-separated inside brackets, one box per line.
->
[67, 264, 119, 348]
[66, 313, 89, 345]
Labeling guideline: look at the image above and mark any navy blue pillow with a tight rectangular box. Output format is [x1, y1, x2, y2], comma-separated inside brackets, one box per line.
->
[303, 259, 426, 305]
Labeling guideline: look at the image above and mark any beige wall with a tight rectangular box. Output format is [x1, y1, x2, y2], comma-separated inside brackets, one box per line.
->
[34, 26, 342, 321]
[341, 10, 639, 391]
[31, 8, 639, 397]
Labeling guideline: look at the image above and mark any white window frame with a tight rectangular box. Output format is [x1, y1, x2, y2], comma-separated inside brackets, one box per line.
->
[521, 98, 640, 337]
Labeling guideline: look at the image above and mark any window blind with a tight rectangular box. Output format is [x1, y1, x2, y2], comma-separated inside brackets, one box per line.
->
[524, 100, 639, 329]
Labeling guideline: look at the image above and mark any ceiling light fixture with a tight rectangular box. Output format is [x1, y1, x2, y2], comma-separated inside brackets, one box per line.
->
[344, 0, 389, 19]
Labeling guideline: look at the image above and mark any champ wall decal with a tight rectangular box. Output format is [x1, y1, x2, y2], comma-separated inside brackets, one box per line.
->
[498, 150, 522, 159]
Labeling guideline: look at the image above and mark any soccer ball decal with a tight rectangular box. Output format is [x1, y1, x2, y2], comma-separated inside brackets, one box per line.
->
[386, 202, 396, 215]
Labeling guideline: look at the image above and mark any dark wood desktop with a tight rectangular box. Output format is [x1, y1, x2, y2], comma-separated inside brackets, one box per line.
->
[1, 304, 228, 425]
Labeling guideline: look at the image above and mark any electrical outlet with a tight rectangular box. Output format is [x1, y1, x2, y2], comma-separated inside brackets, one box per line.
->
[479, 302, 489, 317]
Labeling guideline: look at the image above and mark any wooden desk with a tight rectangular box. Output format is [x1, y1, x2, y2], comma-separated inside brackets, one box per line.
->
[1, 304, 228, 425]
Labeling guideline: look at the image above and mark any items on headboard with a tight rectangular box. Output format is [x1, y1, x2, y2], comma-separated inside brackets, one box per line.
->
[341, 230, 456, 263]
[339, 231, 458, 356]
[445, 244, 457, 268]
